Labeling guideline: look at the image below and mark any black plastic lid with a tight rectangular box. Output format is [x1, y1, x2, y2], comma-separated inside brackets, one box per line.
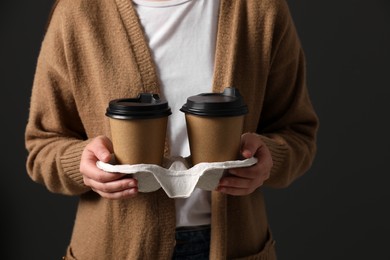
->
[180, 87, 248, 117]
[106, 93, 171, 119]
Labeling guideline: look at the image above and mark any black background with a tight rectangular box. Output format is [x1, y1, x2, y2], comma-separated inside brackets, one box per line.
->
[1, 1, 389, 259]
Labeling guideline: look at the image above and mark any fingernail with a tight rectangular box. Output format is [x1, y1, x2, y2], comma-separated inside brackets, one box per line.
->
[128, 189, 136, 195]
[100, 152, 110, 162]
[219, 180, 227, 186]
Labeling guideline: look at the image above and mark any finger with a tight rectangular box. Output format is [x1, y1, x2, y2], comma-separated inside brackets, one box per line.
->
[218, 176, 257, 189]
[80, 136, 121, 181]
[230, 165, 271, 182]
[87, 175, 138, 193]
[216, 186, 255, 196]
[240, 133, 262, 158]
[81, 158, 126, 182]
[92, 187, 138, 200]
[219, 172, 265, 189]
[227, 165, 260, 178]
[87, 135, 114, 163]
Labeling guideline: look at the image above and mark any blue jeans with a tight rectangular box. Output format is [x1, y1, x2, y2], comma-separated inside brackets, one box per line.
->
[172, 225, 211, 260]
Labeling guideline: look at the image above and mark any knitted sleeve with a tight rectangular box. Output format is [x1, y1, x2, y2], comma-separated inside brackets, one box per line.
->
[25, 1, 91, 195]
[258, 0, 319, 188]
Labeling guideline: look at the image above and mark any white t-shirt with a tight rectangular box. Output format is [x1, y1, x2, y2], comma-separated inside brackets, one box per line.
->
[132, 0, 220, 227]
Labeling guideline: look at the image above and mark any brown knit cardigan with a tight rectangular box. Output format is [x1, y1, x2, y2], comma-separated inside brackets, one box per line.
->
[25, 0, 319, 259]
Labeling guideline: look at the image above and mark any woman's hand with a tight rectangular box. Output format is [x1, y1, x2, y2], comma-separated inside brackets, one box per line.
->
[216, 132, 273, 196]
[80, 135, 138, 199]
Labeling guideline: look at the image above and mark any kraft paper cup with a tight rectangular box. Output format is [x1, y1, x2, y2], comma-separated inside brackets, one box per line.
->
[106, 93, 171, 166]
[180, 87, 248, 165]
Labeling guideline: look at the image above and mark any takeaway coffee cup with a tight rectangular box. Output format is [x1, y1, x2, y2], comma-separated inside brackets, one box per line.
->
[180, 87, 248, 165]
[106, 93, 171, 165]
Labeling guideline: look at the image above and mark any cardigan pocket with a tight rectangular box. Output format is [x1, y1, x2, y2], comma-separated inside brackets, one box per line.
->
[233, 233, 277, 260]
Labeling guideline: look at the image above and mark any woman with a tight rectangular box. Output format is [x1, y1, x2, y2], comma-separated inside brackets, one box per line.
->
[25, 0, 319, 259]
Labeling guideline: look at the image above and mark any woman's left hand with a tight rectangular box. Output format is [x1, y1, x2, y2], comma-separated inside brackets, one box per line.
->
[216, 132, 273, 196]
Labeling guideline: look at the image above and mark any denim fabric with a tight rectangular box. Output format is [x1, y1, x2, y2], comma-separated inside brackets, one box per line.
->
[172, 225, 211, 260]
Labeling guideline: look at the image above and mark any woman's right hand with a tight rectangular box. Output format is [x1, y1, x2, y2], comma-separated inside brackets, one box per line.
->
[80, 135, 138, 199]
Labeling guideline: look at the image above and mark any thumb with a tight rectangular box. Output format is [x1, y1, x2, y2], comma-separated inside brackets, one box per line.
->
[240, 133, 262, 158]
[90, 136, 114, 163]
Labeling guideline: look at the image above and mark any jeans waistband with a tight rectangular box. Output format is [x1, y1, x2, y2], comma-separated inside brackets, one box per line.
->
[176, 224, 211, 232]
